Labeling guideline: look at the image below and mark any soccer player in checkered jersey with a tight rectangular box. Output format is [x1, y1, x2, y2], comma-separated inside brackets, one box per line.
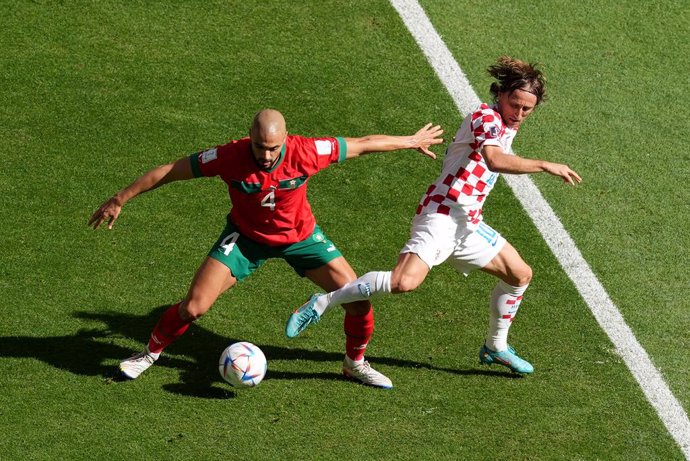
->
[286, 57, 581, 374]
[89, 109, 443, 388]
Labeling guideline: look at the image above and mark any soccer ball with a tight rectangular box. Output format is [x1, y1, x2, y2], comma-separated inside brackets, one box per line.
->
[218, 342, 267, 388]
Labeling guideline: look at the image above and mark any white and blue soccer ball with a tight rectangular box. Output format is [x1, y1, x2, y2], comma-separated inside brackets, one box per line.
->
[218, 342, 267, 388]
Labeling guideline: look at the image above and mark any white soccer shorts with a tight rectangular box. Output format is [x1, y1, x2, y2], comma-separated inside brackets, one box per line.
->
[400, 213, 506, 276]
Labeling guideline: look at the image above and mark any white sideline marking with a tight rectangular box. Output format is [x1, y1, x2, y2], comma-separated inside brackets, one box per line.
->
[390, 0, 690, 457]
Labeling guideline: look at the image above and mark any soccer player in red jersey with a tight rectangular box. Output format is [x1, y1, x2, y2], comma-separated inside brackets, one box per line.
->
[89, 109, 443, 388]
[287, 57, 582, 376]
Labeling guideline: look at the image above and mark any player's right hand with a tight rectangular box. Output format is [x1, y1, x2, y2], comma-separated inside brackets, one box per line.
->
[88, 196, 123, 230]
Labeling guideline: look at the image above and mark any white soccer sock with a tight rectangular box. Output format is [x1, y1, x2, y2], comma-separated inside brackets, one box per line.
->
[485, 280, 529, 352]
[344, 354, 364, 367]
[313, 271, 392, 316]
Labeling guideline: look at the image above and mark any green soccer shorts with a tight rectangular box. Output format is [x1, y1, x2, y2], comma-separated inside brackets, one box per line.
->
[208, 219, 343, 281]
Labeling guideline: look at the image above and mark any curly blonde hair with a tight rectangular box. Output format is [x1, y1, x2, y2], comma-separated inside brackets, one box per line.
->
[488, 56, 546, 105]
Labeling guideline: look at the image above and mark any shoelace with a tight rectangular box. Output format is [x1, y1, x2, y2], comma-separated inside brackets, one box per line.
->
[129, 352, 155, 365]
[302, 308, 320, 324]
[354, 361, 371, 373]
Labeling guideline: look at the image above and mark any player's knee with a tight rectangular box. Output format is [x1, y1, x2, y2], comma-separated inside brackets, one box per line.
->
[513, 264, 532, 286]
[180, 298, 212, 321]
[392, 273, 421, 294]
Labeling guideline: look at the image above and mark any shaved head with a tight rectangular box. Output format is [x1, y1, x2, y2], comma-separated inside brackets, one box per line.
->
[251, 109, 286, 139]
[249, 109, 288, 171]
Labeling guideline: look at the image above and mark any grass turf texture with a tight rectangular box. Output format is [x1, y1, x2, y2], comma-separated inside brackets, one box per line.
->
[0, 0, 687, 459]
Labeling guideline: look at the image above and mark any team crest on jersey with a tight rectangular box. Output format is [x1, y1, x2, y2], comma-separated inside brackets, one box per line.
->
[200, 147, 218, 164]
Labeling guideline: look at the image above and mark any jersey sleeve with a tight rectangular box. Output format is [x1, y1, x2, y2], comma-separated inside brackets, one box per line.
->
[189, 146, 223, 178]
[469, 106, 504, 149]
[312, 136, 347, 168]
[292, 136, 347, 174]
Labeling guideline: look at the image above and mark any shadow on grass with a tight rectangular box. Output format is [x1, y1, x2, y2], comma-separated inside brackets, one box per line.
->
[0, 304, 520, 399]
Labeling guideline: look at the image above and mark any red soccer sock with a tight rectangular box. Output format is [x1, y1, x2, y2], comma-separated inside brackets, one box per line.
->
[147, 303, 192, 355]
[344, 304, 374, 362]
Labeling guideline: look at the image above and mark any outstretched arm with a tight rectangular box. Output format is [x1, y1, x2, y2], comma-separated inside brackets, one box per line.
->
[482, 145, 582, 185]
[343, 123, 444, 160]
[88, 156, 195, 230]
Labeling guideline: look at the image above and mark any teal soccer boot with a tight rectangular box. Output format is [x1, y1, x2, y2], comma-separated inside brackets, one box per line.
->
[479, 344, 534, 374]
[285, 293, 323, 338]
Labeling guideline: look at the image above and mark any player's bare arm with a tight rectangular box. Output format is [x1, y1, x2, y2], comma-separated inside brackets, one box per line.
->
[481, 145, 581, 185]
[343, 123, 443, 160]
[89, 156, 195, 230]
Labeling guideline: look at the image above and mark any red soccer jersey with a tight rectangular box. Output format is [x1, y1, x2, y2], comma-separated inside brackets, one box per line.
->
[190, 135, 347, 246]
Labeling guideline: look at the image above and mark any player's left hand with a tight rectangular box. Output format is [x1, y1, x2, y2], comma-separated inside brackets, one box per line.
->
[410, 123, 444, 159]
[544, 162, 582, 185]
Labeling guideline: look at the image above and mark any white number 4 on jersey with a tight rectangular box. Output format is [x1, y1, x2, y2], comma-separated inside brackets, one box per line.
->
[261, 190, 276, 210]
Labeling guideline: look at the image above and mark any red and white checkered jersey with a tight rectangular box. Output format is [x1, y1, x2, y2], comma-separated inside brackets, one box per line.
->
[415, 103, 517, 228]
